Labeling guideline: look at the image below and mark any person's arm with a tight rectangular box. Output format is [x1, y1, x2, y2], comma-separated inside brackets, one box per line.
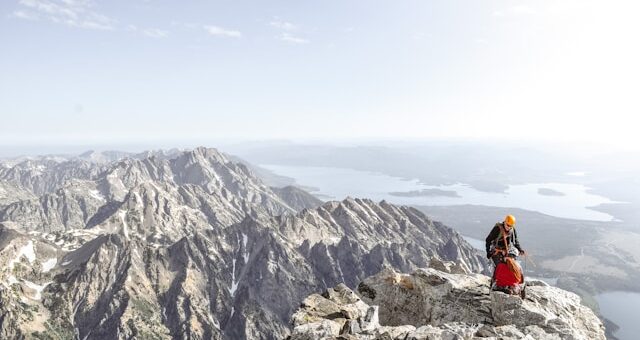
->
[485, 225, 499, 257]
[513, 228, 524, 253]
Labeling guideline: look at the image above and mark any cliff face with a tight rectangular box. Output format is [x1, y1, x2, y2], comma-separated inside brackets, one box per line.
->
[289, 263, 605, 340]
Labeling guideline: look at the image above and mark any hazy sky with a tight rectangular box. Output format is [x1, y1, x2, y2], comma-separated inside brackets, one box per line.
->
[1, 0, 639, 147]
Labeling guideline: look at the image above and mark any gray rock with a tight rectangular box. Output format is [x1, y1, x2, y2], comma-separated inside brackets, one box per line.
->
[290, 319, 343, 339]
[291, 268, 605, 340]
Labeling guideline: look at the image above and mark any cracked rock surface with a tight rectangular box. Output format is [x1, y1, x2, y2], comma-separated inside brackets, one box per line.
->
[289, 264, 605, 340]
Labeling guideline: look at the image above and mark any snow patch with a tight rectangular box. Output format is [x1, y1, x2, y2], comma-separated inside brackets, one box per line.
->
[242, 233, 250, 263]
[89, 189, 106, 202]
[229, 258, 239, 297]
[9, 240, 36, 270]
[327, 236, 341, 244]
[336, 260, 346, 283]
[325, 245, 345, 283]
[8, 274, 19, 285]
[23, 280, 52, 300]
[134, 192, 145, 226]
[267, 250, 278, 272]
[119, 210, 129, 240]
[209, 314, 220, 330]
[41, 258, 57, 273]
[19, 240, 36, 263]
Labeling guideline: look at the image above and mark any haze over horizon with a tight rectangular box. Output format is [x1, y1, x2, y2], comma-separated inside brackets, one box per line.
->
[2, 0, 639, 149]
[2, 2, 640, 336]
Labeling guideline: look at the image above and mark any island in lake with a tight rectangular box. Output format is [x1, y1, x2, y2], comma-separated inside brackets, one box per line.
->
[538, 188, 566, 196]
[389, 188, 461, 198]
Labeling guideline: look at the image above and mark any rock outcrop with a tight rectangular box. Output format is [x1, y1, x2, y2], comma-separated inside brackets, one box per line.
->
[289, 264, 606, 340]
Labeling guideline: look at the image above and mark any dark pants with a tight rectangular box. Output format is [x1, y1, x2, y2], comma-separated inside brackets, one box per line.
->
[490, 255, 502, 286]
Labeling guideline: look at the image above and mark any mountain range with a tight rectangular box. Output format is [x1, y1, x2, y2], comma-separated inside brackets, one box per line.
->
[0, 147, 486, 339]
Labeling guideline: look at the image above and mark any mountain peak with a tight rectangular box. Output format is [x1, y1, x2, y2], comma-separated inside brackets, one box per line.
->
[184, 146, 228, 163]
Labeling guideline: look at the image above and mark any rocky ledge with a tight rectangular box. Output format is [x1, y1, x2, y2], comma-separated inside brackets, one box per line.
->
[288, 261, 605, 340]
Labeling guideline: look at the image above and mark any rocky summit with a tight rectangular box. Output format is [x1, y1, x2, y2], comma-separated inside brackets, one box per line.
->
[0, 147, 486, 339]
[288, 264, 605, 340]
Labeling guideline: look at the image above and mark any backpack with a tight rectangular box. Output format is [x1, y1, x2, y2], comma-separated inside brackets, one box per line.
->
[493, 259, 526, 298]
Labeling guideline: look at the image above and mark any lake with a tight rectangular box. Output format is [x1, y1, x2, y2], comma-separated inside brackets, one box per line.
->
[461, 235, 484, 251]
[595, 291, 640, 340]
[262, 164, 618, 222]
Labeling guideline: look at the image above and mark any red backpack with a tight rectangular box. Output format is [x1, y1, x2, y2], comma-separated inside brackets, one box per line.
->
[494, 259, 526, 298]
[495, 262, 520, 287]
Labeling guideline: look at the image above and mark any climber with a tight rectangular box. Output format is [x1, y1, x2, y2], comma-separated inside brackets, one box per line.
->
[485, 214, 526, 290]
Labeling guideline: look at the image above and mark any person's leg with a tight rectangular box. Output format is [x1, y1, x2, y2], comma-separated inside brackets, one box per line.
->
[490, 255, 501, 288]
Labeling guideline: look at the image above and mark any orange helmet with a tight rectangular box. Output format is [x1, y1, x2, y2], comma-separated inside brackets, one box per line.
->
[504, 214, 516, 227]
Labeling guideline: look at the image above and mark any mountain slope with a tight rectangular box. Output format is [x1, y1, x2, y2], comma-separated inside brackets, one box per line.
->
[270, 185, 323, 212]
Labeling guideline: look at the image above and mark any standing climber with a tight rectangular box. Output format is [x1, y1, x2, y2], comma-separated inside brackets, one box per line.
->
[485, 214, 526, 288]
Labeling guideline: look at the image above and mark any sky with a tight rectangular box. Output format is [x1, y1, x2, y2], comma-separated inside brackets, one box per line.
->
[1, 0, 639, 148]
